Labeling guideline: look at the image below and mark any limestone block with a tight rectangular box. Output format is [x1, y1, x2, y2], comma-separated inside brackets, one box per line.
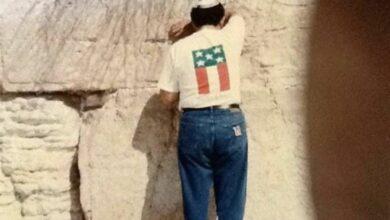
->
[80, 86, 312, 220]
[0, 0, 191, 92]
[0, 0, 314, 93]
[76, 0, 315, 220]
[0, 170, 22, 220]
[1, 0, 316, 219]
[79, 89, 187, 220]
[0, 95, 82, 220]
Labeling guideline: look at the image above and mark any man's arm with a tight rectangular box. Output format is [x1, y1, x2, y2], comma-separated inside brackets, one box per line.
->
[167, 7, 240, 42]
[220, 10, 246, 52]
[168, 19, 197, 43]
[159, 90, 179, 109]
[157, 45, 179, 109]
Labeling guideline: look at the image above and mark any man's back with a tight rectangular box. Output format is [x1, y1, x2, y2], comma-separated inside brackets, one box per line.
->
[158, 15, 245, 109]
[157, 2, 249, 219]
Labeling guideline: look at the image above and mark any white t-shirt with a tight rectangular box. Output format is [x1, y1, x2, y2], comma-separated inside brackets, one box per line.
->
[158, 15, 246, 109]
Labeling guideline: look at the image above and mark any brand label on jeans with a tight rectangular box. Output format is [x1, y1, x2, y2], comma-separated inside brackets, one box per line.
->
[233, 125, 242, 136]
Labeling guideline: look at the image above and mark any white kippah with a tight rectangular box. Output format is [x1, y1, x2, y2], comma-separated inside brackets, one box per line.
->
[192, 0, 221, 9]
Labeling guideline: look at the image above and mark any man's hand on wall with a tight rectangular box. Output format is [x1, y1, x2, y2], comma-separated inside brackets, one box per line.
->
[220, 8, 235, 27]
[168, 19, 196, 43]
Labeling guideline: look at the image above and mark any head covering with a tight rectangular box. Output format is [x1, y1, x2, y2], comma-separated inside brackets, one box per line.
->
[192, 0, 221, 9]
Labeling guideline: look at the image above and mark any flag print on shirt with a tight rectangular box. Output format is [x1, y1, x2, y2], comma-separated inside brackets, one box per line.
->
[192, 45, 230, 94]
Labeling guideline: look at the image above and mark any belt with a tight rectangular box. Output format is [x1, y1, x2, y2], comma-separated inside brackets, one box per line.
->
[182, 104, 240, 112]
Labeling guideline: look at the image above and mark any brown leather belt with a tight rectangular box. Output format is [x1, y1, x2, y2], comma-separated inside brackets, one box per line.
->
[182, 104, 240, 112]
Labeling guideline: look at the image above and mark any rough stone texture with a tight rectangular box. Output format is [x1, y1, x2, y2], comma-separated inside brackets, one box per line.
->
[0, 95, 83, 220]
[0, 0, 189, 92]
[0, 0, 317, 219]
[77, 1, 316, 219]
[79, 90, 186, 220]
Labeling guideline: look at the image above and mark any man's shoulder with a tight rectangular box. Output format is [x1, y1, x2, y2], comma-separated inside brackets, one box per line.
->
[222, 15, 245, 32]
[172, 33, 199, 49]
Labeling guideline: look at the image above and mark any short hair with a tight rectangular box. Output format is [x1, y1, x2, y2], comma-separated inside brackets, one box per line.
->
[191, 3, 225, 28]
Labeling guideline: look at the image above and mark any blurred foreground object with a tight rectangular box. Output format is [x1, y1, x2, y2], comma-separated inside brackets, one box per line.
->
[307, 1, 389, 220]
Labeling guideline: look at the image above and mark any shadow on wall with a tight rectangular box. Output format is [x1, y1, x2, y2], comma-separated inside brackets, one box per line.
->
[70, 153, 84, 220]
[306, 1, 390, 220]
[131, 94, 217, 220]
[131, 94, 183, 220]
[59, 95, 85, 220]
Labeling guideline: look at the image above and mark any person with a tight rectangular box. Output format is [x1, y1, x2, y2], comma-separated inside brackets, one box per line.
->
[157, 0, 247, 219]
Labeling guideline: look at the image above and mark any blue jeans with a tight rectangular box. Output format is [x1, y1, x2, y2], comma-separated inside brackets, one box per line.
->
[178, 108, 248, 220]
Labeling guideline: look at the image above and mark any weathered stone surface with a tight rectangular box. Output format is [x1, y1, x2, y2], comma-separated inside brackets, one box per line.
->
[0, 0, 313, 92]
[0, 95, 82, 220]
[1, 0, 317, 219]
[79, 89, 184, 220]
[0, 0, 190, 92]
[76, 0, 316, 219]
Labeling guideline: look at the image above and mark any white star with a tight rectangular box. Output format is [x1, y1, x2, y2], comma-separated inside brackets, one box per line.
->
[213, 47, 222, 54]
[205, 54, 213, 60]
[195, 51, 203, 57]
[216, 57, 224, 63]
[197, 60, 205, 67]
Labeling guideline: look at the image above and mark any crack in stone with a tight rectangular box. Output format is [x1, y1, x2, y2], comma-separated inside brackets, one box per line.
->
[264, 76, 288, 124]
[11, 0, 41, 41]
[275, 0, 315, 7]
[144, 38, 169, 43]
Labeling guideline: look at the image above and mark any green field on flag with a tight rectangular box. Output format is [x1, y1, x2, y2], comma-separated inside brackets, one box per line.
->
[192, 45, 227, 68]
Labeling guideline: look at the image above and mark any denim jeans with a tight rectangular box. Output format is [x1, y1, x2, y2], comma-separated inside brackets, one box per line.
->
[178, 108, 248, 220]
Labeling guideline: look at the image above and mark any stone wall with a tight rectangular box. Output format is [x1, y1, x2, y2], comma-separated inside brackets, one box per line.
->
[0, 0, 316, 219]
[0, 95, 82, 220]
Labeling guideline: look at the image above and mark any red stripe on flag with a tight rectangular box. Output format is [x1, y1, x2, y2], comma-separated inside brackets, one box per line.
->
[195, 67, 210, 94]
[217, 63, 230, 91]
